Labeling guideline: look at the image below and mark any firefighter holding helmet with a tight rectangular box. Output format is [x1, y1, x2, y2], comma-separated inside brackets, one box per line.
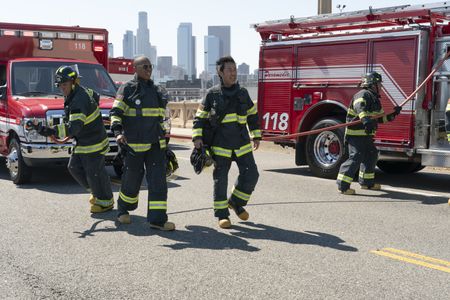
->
[192, 56, 261, 229]
[32, 66, 114, 213]
[336, 71, 402, 195]
[110, 56, 175, 231]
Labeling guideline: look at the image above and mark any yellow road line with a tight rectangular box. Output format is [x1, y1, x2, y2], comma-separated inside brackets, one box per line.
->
[371, 249, 450, 274]
[382, 248, 450, 267]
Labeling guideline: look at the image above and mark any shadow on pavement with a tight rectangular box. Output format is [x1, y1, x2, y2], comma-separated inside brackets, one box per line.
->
[265, 167, 450, 202]
[231, 222, 358, 252]
[74, 212, 260, 252]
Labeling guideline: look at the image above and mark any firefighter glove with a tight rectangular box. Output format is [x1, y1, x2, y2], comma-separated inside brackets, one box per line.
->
[362, 117, 376, 134]
[387, 106, 402, 122]
[37, 124, 56, 137]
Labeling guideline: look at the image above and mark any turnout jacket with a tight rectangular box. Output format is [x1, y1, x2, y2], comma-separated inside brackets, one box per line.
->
[52, 85, 109, 155]
[193, 83, 261, 158]
[110, 75, 168, 152]
[345, 88, 389, 137]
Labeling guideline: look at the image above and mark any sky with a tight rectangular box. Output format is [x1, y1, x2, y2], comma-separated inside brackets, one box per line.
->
[0, 0, 441, 73]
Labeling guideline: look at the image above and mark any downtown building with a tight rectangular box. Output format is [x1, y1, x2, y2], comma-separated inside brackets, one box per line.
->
[177, 23, 196, 79]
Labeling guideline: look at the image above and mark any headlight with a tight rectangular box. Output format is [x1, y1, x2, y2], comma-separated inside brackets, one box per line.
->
[23, 117, 47, 142]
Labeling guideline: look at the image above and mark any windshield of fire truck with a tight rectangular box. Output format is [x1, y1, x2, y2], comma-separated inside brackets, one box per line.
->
[11, 61, 117, 97]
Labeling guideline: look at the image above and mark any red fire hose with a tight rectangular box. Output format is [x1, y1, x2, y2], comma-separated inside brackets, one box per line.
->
[49, 51, 449, 144]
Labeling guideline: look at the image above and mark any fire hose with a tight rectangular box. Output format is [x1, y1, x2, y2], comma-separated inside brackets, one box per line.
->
[46, 51, 449, 144]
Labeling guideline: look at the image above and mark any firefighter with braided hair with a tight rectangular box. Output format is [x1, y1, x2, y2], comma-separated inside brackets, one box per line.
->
[192, 56, 261, 229]
[337, 71, 402, 195]
[110, 56, 175, 231]
[32, 66, 114, 213]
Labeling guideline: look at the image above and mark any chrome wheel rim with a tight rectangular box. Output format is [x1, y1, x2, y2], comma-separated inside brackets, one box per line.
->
[313, 130, 342, 168]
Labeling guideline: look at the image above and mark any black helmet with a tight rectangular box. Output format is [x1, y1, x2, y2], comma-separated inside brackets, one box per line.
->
[360, 71, 382, 88]
[166, 149, 179, 179]
[190, 146, 214, 174]
[55, 66, 78, 86]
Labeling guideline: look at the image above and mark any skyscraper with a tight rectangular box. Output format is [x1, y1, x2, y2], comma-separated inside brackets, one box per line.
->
[204, 35, 220, 75]
[157, 56, 173, 78]
[177, 23, 196, 79]
[136, 11, 151, 57]
[208, 26, 231, 57]
[238, 63, 249, 75]
[122, 30, 135, 59]
[108, 43, 114, 58]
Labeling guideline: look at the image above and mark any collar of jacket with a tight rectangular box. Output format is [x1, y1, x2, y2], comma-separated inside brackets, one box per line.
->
[65, 84, 81, 105]
[221, 82, 240, 97]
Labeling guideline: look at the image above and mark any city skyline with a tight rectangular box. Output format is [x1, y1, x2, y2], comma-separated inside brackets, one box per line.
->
[0, 0, 439, 73]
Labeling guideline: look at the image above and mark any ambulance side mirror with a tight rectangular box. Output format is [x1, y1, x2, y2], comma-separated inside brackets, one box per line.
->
[0, 84, 6, 100]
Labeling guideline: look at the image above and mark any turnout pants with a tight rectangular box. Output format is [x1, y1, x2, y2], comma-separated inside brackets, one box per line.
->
[337, 135, 378, 191]
[68, 153, 113, 207]
[213, 152, 259, 219]
[117, 143, 168, 224]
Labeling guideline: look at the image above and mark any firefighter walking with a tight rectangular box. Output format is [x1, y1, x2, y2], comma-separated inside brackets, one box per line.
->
[110, 56, 175, 231]
[33, 66, 114, 213]
[192, 56, 261, 229]
[337, 71, 401, 194]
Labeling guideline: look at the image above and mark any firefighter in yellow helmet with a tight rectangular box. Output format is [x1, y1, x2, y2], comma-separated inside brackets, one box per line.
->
[32, 66, 114, 213]
[337, 71, 401, 195]
[192, 56, 261, 229]
[110, 56, 175, 231]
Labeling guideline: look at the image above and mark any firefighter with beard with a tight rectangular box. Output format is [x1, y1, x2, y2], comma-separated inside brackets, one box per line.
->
[337, 71, 402, 195]
[110, 56, 175, 231]
[192, 56, 261, 229]
[33, 66, 113, 213]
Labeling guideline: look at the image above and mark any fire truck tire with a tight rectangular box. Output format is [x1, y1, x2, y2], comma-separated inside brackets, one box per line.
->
[305, 118, 347, 179]
[7, 137, 32, 184]
[376, 161, 425, 174]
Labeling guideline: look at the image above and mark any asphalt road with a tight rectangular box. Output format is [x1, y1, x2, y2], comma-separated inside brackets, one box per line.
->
[0, 140, 449, 299]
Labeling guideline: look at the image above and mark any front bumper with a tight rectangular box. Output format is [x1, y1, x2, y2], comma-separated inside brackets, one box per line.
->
[20, 141, 119, 167]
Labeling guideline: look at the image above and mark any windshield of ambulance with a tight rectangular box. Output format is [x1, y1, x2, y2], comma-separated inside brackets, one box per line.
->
[11, 61, 117, 97]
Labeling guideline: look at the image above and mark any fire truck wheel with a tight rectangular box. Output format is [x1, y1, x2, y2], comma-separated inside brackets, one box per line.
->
[7, 137, 32, 184]
[305, 118, 347, 179]
[376, 161, 425, 174]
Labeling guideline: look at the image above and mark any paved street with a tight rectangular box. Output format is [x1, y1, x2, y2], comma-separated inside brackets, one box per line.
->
[0, 137, 449, 299]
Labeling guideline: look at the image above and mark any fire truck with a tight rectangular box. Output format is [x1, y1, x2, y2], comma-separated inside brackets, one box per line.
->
[0, 22, 119, 184]
[253, 2, 450, 178]
[108, 57, 134, 86]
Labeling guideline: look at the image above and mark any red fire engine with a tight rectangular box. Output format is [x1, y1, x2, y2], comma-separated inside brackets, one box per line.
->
[108, 57, 134, 86]
[0, 22, 119, 184]
[254, 2, 450, 178]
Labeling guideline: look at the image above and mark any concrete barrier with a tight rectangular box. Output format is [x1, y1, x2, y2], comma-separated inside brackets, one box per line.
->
[167, 101, 200, 128]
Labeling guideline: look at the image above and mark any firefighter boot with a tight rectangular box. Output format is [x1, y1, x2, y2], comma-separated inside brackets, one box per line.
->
[89, 194, 95, 205]
[117, 213, 131, 224]
[218, 218, 231, 229]
[228, 199, 249, 221]
[340, 188, 356, 195]
[90, 203, 114, 213]
[361, 183, 382, 190]
[149, 221, 176, 231]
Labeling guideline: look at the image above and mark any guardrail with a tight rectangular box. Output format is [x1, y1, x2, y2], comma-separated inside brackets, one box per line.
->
[167, 101, 200, 128]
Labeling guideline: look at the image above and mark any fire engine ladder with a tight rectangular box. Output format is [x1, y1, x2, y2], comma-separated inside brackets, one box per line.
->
[252, 1, 450, 39]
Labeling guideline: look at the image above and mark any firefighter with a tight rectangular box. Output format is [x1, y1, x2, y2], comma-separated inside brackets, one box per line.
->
[33, 66, 114, 213]
[192, 56, 261, 229]
[337, 71, 402, 194]
[110, 56, 175, 231]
